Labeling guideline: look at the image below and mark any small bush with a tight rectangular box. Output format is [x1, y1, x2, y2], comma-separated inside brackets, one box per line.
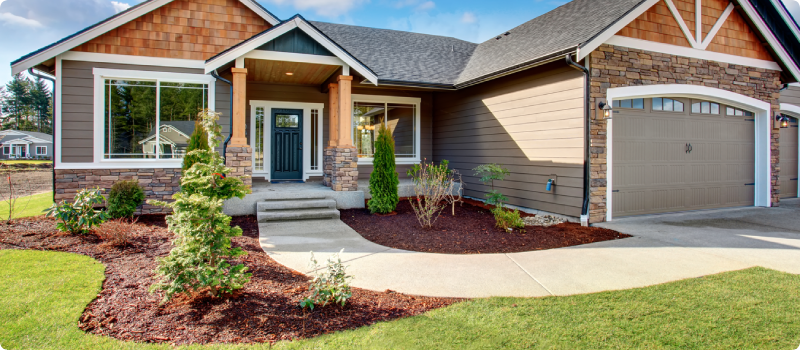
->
[407, 159, 463, 228]
[107, 180, 145, 219]
[182, 121, 211, 172]
[97, 218, 138, 247]
[492, 207, 525, 232]
[300, 249, 353, 310]
[46, 188, 109, 234]
[473, 164, 511, 208]
[368, 122, 399, 214]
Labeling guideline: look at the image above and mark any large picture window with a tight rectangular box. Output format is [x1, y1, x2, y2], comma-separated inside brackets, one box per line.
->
[352, 96, 420, 161]
[104, 79, 208, 160]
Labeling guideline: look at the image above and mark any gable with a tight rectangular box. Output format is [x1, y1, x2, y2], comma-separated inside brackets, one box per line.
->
[257, 28, 335, 57]
[616, 0, 774, 61]
[71, 0, 273, 61]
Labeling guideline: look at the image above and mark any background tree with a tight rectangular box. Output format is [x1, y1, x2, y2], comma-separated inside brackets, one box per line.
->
[29, 78, 52, 133]
[0, 74, 32, 130]
[368, 122, 399, 214]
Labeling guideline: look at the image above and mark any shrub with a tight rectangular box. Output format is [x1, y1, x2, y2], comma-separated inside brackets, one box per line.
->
[97, 218, 138, 248]
[0, 165, 35, 223]
[473, 164, 511, 208]
[107, 180, 145, 219]
[182, 120, 211, 172]
[300, 249, 353, 310]
[368, 122, 399, 214]
[46, 188, 109, 234]
[149, 109, 252, 302]
[492, 207, 525, 232]
[407, 159, 463, 228]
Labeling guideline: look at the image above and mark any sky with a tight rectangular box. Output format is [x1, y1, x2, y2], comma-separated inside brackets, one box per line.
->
[0, 0, 798, 89]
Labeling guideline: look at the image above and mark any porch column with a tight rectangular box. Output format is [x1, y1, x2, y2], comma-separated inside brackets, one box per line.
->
[323, 83, 339, 187]
[226, 67, 252, 188]
[324, 75, 358, 191]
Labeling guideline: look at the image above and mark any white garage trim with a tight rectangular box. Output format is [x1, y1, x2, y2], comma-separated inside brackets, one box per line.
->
[606, 84, 772, 221]
[779, 103, 800, 198]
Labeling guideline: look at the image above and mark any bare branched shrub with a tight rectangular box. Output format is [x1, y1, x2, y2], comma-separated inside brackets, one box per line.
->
[406, 159, 463, 228]
[97, 217, 139, 248]
[0, 165, 36, 223]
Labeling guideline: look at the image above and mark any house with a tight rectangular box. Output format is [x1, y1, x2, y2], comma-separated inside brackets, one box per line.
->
[10, 0, 800, 223]
[0, 130, 53, 159]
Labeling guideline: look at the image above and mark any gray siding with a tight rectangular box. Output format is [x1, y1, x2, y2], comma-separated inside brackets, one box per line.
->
[432, 62, 585, 217]
[60, 60, 207, 163]
[780, 85, 800, 108]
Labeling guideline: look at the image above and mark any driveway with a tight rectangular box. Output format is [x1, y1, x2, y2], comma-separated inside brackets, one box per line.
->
[259, 200, 800, 299]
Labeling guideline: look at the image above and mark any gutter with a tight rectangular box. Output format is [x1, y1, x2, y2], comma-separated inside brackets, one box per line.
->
[565, 54, 592, 227]
[210, 70, 233, 164]
[27, 68, 56, 203]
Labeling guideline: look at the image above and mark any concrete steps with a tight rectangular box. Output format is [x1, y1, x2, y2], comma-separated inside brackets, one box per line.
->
[256, 197, 340, 222]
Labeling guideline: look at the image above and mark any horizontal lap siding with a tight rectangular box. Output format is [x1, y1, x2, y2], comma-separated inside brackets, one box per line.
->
[60, 60, 207, 163]
[433, 62, 585, 217]
[780, 86, 800, 108]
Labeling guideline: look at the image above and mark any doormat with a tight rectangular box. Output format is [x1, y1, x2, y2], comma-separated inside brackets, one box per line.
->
[270, 180, 305, 184]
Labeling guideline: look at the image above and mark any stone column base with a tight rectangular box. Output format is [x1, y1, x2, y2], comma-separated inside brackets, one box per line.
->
[226, 146, 253, 188]
[324, 146, 358, 191]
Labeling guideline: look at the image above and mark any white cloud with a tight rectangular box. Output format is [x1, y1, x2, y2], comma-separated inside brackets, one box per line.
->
[266, 0, 367, 18]
[460, 12, 476, 24]
[110, 1, 131, 13]
[0, 12, 43, 27]
[416, 1, 434, 11]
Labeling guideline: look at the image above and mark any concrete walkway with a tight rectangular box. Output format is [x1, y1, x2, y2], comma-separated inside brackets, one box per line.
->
[259, 200, 800, 298]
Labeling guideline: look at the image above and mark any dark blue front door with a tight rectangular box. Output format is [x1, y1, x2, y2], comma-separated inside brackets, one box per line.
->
[271, 109, 303, 180]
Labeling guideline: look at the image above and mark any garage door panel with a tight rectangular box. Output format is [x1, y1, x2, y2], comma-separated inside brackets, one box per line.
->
[613, 99, 754, 217]
[780, 121, 798, 199]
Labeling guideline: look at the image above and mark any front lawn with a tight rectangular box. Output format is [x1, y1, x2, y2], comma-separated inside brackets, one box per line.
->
[0, 191, 53, 219]
[0, 249, 798, 349]
[1, 160, 52, 165]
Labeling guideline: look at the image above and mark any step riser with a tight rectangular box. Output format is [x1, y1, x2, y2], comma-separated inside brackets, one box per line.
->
[258, 199, 336, 211]
[257, 211, 340, 222]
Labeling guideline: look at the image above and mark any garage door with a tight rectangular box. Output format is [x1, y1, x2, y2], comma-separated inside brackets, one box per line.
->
[780, 117, 798, 199]
[612, 97, 755, 217]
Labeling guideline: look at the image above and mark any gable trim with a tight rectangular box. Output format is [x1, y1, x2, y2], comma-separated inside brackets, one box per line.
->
[737, 0, 800, 80]
[10, 0, 280, 76]
[205, 16, 379, 85]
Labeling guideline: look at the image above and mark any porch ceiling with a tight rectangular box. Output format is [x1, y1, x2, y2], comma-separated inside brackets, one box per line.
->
[245, 58, 340, 85]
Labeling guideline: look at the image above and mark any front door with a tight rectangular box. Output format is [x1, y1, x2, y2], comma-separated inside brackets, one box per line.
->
[271, 109, 303, 180]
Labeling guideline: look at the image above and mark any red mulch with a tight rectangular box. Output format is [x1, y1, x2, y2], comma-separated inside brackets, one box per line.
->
[0, 216, 459, 346]
[341, 201, 630, 254]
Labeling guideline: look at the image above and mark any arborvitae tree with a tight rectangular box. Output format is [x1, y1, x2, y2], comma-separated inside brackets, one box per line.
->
[368, 122, 399, 214]
[149, 109, 252, 302]
[182, 120, 211, 171]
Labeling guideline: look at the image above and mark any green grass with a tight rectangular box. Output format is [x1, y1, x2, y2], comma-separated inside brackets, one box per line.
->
[0, 191, 53, 219]
[1, 160, 52, 164]
[1, 250, 799, 350]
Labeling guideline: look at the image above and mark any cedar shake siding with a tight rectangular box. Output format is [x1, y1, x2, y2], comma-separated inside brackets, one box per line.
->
[60, 60, 230, 163]
[244, 81, 433, 180]
[781, 86, 800, 108]
[433, 61, 586, 217]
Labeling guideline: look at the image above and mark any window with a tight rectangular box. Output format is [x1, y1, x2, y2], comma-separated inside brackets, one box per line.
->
[352, 96, 420, 161]
[652, 98, 684, 112]
[36, 146, 47, 155]
[691, 101, 720, 114]
[726, 107, 754, 117]
[2, 146, 8, 155]
[613, 98, 644, 109]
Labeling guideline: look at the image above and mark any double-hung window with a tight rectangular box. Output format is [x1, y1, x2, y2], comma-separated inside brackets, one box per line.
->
[94, 69, 215, 164]
[36, 146, 47, 155]
[351, 95, 421, 163]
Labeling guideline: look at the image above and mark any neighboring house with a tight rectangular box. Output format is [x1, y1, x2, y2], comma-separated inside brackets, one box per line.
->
[0, 130, 53, 160]
[10, 0, 800, 223]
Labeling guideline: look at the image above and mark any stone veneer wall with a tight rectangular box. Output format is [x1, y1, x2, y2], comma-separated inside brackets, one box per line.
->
[588, 44, 782, 223]
[323, 146, 358, 191]
[55, 168, 181, 214]
[226, 146, 253, 188]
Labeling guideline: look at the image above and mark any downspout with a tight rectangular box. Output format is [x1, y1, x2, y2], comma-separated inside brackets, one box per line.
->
[210, 70, 233, 164]
[28, 68, 56, 203]
[565, 54, 591, 227]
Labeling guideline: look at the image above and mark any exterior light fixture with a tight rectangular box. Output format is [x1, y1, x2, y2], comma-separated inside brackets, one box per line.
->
[285, 72, 294, 76]
[599, 101, 613, 120]
[776, 114, 790, 129]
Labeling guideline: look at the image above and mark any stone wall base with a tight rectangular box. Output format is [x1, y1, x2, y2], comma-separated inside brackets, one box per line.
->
[55, 168, 181, 214]
[324, 146, 358, 191]
[226, 146, 252, 188]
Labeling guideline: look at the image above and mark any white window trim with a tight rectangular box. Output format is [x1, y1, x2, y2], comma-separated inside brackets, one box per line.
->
[36, 146, 47, 155]
[351, 94, 422, 165]
[92, 68, 216, 169]
[249, 101, 324, 181]
[606, 84, 772, 222]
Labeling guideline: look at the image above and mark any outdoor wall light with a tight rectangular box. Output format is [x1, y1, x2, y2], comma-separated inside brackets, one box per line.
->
[285, 72, 294, 76]
[599, 101, 613, 120]
[776, 114, 790, 129]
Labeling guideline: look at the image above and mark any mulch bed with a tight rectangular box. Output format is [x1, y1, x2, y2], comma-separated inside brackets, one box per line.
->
[0, 216, 459, 346]
[341, 200, 631, 254]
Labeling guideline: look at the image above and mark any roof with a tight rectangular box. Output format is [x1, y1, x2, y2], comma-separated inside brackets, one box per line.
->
[0, 130, 53, 143]
[457, 0, 645, 85]
[145, 121, 196, 138]
[310, 21, 477, 86]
